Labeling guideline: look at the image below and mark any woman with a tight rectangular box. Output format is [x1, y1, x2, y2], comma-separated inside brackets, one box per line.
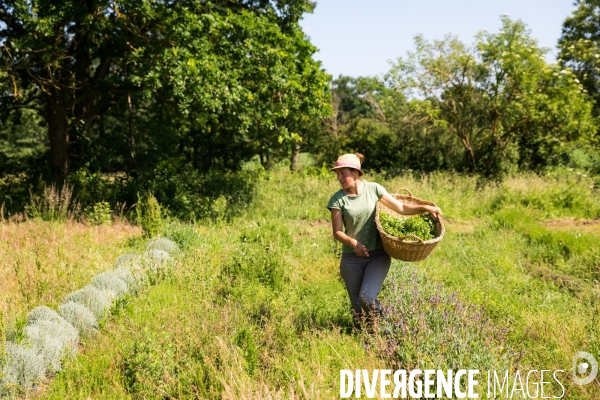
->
[327, 153, 442, 328]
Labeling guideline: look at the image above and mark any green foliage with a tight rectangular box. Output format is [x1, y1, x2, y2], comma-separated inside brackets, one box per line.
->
[146, 160, 258, 221]
[0, 0, 329, 183]
[38, 171, 600, 398]
[234, 328, 259, 376]
[559, 0, 600, 117]
[369, 264, 509, 371]
[379, 212, 436, 240]
[122, 329, 178, 397]
[386, 16, 596, 177]
[136, 192, 162, 237]
[221, 244, 287, 292]
[85, 201, 112, 226]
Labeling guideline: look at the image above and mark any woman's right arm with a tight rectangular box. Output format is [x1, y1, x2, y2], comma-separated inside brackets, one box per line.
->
[331, 209, 369, 257]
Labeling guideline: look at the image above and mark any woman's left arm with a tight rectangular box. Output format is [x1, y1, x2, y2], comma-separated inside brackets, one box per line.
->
[379, 193, 443, 218]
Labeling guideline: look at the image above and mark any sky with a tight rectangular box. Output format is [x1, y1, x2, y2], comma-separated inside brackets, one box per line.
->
[299, 0, 578, 78]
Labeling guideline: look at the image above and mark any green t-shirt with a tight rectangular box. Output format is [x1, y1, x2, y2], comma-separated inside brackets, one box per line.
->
[327, 181, 389, 254]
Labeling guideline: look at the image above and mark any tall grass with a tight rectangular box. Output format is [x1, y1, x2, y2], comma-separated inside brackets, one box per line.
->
[7, 169, 599, 399]
[0, 220, 142, 333]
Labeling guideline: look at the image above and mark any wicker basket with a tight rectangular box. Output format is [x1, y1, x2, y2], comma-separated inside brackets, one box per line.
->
[375, 188, 445, 262]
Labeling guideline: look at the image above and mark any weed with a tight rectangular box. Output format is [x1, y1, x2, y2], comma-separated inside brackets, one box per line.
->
[122, 329, 178, 397]
[25, 183, 80, 222]
[234, 327, 259, 376]
[84, 201, 112, 226]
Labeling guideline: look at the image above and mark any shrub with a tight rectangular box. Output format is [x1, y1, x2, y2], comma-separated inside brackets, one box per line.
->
[62, 285, 112, 320]
[141, 249, 172, 283]
[369, 263, 509, 371]
[113, 266, 144, 295]
[146, 237, 180, 255]
[0, 342, 46, 397]
[26, 306, 63, 326]
[91, 271, 129, 298]
[85, 201, 112, 225]
[58, 302, 99, 339]
[136, 192, 162, 237]
[114, 253, 140, 268]
[122, 329, 178, 397]
[221, 244, 287, 291]
[24, 319, 79, 373]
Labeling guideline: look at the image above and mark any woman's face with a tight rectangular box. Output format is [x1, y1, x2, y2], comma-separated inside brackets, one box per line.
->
[336, 168, 358, 189]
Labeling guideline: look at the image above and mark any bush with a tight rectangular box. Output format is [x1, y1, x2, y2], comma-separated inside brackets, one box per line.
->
[136, 192, 162, 237]
[146, 237, 180, 255]
[91, 271, 129, 298]
[0, 342, 46, 397]
[62, 285, 112, 320]
[141, 249, 172, 283]
[122, 329, 178, 397]
[369, 263, 509, 371]
[114, 254, 140, 268]
[26, 306, 63, 326]
[113, 266, 144, 295]
[24, 319, 79, 373]
[221, 244, 287, 291]
[58, 302, 99, 339]
[85, 201, 113, 225]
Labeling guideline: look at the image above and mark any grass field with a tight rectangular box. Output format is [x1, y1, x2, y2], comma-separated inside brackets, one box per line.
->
[1, 169, 599, 399]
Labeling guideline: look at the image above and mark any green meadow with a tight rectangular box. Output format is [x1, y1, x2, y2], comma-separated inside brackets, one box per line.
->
[1, 168, 598, 399]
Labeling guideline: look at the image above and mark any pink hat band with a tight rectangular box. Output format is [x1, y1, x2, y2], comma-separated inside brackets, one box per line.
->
[334, 161, 361, 169]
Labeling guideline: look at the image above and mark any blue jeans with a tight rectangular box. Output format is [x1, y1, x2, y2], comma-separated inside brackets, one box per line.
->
[339, 249, 391, 319]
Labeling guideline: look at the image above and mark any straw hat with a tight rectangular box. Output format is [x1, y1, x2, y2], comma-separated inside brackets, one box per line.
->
[330, 154, 364, 175]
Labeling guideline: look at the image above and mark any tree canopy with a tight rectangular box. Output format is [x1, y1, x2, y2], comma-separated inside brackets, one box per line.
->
[0, 0, 330, 182]
[320, 17, 596, 178]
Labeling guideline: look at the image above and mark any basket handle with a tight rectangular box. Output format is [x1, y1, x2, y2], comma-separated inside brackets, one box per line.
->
[397, 234, 425, 244]
[393, 188, 414, 197]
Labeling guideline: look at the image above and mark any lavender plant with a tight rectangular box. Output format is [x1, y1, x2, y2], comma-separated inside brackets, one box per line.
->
[26, 306, 63, 326]
[24, 319, 79, 373]
[62, 285, 112, 320]
[114, 254, 140, 268]
[0, 342, 46, 397]
[91, 271, 129, 298]
[58, 302, 99, 339]
[147, 237, 180, 255]
[142, 249, 172, 283]
[113, 266, 143, 294]
[368, 263, 510, 371]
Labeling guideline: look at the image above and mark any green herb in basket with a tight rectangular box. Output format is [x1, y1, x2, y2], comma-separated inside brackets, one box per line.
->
[379, 212, 436, 241]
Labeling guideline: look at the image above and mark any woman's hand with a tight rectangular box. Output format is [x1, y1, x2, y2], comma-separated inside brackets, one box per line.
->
[352, 239, 369, 257]
[426, 205, 443, 219]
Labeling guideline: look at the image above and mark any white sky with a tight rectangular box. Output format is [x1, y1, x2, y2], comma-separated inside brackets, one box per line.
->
[299, 0, 578, 78]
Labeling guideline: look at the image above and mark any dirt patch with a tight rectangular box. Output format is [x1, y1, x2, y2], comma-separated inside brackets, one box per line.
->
[309, 218, 329, 228]
[544, 218, 600, 233]
[443, 218, 480, 234]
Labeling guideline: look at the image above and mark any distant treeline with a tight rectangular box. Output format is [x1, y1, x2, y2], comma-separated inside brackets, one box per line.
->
[1, 0, 599, 218]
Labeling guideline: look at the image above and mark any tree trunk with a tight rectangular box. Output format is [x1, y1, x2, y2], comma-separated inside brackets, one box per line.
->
[46, 90, 70, 182]
[289, 143, 300, 171]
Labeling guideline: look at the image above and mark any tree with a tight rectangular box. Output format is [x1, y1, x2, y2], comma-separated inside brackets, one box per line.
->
[0, 0, 329, 182]
[559, 0, 600, 117]
[387, 17, 596, 176]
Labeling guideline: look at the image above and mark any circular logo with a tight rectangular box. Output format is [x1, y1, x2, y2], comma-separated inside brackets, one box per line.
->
[572, 351, 598, 386]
